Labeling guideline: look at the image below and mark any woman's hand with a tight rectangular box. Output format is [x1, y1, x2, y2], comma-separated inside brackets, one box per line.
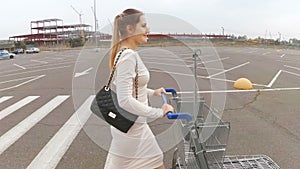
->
[153, 87, 174, 115]
[162, 104, 174, 116]
[153, 87, 166, 96]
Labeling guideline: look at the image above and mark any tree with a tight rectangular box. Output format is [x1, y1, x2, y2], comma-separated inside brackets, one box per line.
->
[68, 38, 83, 47]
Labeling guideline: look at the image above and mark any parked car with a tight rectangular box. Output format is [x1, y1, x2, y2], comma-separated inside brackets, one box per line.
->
[13, 48, 25, 54]
[25, 47, 40, 54]
[0, 50, 15, 59]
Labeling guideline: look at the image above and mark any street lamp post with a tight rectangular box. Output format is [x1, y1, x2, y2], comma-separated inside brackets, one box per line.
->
[93, 0, 98, 48]
[221, 27, 224, 35]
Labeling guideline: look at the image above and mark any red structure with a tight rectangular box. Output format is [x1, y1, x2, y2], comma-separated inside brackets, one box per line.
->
[148, 33, 231, 39]
[9, 18, 93, 45]
[98, 33, 231, 41]
[9, 18, 231, 46]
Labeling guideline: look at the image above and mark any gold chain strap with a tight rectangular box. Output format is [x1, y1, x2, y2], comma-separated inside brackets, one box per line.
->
[106, 48, 138, 100]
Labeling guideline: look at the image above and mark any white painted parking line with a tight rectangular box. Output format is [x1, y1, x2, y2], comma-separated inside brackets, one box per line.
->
[0, 61, 76, 75]
[182, 54, 214, 59]
[208, 77, 267, 87]
[0, 96, 40, 120]
[177, 53, 194, 56]
[284, 65, 300, 71]
[0, 95, 69, 154]
[0, 96, 13, 104]
[149, 69, 266, 88]
[207, 62, 250, 78]
[25, 60, 77, 67]
[199, 54, 215, 58]
[0, 75, 43, 85]
[143, 57, 188, 62]
[141, 55, 176, 59]
[44, 57, 63, 60]
[267, 70, 282, 88]
[31, 60, 48, 64]
[144, 61, 189, 68]
[262, 52, 271, 55]
[26, 96, 94, 169]
[150, 69, 206, 78]
[0, 75, 45, 92]
[195, 66, 224, 71]
[144, 60, 224, 71]
[0, 66, 70, 78]
[282, 70, 300, 78]
[186, 57, 230, 67]
[74, 67, 93, 78]
[276, 60, 300, 64]
[208, 77, 236, 83]
[178, 87, 300, 94]
[13, 64, 26, 70]
[149, 68, 216, 78]
[202, 57, 230, 64]
[280, 54, 286, 58]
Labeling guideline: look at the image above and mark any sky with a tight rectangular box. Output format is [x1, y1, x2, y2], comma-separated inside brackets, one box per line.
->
[1, 0, 300, 40]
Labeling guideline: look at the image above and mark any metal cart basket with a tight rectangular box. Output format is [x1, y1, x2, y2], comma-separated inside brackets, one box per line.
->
[164, 90, 280, 169]
[223, 155, 280, 169]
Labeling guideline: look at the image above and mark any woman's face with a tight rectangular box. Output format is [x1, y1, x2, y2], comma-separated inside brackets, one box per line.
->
[131, 15, 150, 44]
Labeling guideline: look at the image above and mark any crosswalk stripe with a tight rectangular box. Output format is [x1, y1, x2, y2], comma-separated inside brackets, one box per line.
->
[0, 96, 40, 120]
[0, 95, 70, 154]
[26, 95, 94, 169]
[0, 96, 13, 104]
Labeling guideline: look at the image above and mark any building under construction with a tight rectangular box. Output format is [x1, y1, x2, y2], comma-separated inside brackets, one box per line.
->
[9, 18, 94, 46]
[9, 18, 232, 48]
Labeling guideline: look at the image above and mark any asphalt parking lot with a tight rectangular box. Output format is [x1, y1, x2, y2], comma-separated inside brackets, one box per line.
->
[0, 45, 299, 169]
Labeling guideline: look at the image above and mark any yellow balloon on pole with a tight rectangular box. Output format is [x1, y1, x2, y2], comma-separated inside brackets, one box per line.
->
[234, 78, 253, 90]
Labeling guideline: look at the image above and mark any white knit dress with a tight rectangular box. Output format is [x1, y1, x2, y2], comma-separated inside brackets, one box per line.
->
[104, 49, 164, 169]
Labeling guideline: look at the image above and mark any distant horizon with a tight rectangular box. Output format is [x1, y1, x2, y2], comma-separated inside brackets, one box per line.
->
[3, 31, 299, 42]
[2, 0, 300, 40]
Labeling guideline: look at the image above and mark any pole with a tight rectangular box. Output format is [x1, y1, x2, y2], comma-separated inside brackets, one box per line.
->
[221, 27, 224, 35]
[193, 49, 201, 120]
[94, 0, 98, 48]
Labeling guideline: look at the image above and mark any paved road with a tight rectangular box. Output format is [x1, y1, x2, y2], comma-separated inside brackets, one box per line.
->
[0, 45, 299, 169]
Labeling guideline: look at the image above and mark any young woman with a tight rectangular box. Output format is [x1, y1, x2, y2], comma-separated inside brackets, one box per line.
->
[104, 8, 174, 169]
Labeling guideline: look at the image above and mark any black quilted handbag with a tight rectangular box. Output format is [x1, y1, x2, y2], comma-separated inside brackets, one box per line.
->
[90, 48, 138, 133]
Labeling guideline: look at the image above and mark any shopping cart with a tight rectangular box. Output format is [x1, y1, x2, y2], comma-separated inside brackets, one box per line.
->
[162, 88, 280, 169]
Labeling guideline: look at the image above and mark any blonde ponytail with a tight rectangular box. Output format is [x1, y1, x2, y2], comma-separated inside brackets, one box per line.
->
[110, 15, 121, 70]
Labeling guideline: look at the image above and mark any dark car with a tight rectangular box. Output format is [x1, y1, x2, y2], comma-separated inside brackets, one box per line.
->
[13, 48, 25, 54]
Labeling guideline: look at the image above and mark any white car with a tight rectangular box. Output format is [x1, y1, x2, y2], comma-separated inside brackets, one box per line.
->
[0, 50, 15, 59]
[25, 47, 40, 54]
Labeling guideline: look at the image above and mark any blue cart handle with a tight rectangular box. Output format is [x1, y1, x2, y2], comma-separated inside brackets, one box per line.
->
[161, 93, 193, 121]
[165, 88, 177, 97]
